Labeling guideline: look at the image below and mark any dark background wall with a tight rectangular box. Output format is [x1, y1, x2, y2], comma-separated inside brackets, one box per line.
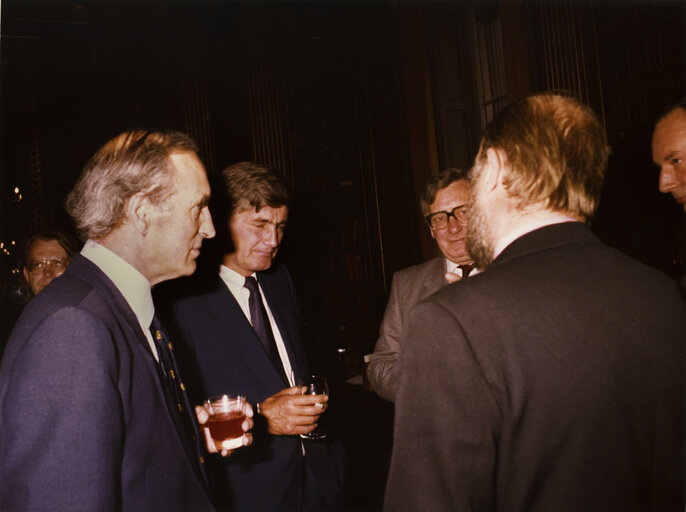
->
[1, 0, 684, 384]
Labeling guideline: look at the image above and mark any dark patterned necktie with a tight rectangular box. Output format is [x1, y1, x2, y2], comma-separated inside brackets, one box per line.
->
[458, 264, 474, 278]
[244, 275, 288, 382]
[150, 316, 205, 468]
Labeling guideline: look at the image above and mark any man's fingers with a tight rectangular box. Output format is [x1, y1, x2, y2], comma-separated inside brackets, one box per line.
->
[444, 271, 461, 284]
[195, 405, 209, 425]
[203, 427, 218, 453]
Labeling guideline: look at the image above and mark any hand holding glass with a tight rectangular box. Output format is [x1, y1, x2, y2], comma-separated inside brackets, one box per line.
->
[298, 375, 329, 440]
[203, 394, 249, 450]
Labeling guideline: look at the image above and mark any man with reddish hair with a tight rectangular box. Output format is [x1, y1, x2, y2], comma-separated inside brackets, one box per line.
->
[385, 95, 683, 511]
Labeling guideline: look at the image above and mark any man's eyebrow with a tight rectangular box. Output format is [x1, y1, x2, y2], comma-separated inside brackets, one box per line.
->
[196, 195, 211, 208]
[662, 150, 680, 162]
[252, 217, 288, 225]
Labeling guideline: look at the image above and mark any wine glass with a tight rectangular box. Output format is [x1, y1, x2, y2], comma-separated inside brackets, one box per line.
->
[298, 374, 329, 440]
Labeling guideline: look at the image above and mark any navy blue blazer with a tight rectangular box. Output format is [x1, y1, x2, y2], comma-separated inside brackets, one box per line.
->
[164, 263, 344, 511]
[0, 254, 214, 512]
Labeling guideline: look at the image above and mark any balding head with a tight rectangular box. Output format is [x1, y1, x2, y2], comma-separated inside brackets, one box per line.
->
[652, 104, 686, 210]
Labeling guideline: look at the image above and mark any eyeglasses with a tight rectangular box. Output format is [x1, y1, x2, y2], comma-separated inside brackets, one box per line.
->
[425, 203, 471, 231]
[26, 258, 69, 276]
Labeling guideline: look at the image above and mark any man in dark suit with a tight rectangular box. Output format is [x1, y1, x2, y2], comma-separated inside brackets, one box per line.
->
[164, 162, 344, 511]
[367, 168, 476, 402]
[652, 101, 686, 288]
[0, 131, 251, 511]
[384, 94, 684, 511]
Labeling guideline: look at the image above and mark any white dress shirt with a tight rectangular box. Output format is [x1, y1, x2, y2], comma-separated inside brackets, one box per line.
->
[219, 264, 295, 386]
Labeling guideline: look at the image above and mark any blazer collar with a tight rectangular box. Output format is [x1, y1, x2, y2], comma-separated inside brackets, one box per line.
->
[422, 256, 449, 293]
[493, 222, 597, 266]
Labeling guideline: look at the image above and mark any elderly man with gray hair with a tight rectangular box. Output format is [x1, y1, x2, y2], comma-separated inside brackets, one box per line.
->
[0, 130, 251, 512]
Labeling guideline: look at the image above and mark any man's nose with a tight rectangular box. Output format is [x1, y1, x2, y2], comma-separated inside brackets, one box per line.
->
[264, 225, 279, 246]
[447, 215, 462, 232]
[200, 208, 216, 239]
[658, 166, 679, 193]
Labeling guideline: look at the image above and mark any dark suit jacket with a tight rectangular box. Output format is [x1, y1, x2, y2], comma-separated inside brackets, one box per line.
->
[367, 256, 447, 401]
[0, 254, 214, 512]
[384, 222, 684, 512]
[164, 263, 344, 512]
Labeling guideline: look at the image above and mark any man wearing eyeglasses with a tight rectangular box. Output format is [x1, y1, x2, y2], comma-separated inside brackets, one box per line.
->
[367, 168, 475, 402]
[22, 232, 76, 298]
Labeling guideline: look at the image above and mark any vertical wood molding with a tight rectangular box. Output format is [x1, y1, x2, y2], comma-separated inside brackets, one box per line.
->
[499, 4, 532, 102]
[397, 3, 440, 263]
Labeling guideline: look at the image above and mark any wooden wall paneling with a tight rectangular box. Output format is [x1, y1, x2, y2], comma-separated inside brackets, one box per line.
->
[424, 3, 480, 173]
[396, 2, 442, 264]
[499, 3, 533, 102]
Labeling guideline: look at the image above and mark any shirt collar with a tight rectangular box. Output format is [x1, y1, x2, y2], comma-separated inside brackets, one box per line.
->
[445, 257, 479, 277]
[219, 264, 256, 293]
[81, 240, 154, 331]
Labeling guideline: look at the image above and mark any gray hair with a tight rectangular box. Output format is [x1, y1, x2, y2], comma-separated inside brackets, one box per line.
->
[65, 130, 198, 240]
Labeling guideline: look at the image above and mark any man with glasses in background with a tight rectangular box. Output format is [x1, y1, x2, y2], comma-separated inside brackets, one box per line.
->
[367, 168, 476, 402]
[0, 232, 76, 356]
[22, 231, 76, 298]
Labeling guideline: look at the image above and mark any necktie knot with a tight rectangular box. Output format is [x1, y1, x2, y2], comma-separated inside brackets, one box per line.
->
[244, 275, 259, 293]
[458, 264, 473, 278]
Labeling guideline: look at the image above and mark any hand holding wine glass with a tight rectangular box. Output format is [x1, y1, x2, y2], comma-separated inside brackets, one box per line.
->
[298, 374, 329, 439]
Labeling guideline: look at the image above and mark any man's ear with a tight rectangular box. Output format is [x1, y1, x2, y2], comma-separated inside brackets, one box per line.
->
[481, 147, 507, 192]
[125, 191, 154, 235]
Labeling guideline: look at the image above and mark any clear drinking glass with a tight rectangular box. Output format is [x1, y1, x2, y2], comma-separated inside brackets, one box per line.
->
[203, 394, 248, 450]
[298, 375, 329, 440]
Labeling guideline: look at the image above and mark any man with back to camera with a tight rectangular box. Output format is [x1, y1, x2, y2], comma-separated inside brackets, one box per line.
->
[366, 168, 476, 402]
[384, 94, 684, 511]
[0, 130, 252, 512]
[22, 231, 76, 298]
[162, 161, 345, 511]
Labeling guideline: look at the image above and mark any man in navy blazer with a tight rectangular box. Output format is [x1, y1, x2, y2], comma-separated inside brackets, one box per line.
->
[0, 131, 250, 511]
[385, 95, 684, 511]
[163, 162, 345, 511]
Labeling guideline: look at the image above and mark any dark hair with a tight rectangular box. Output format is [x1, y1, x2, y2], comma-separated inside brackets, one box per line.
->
[221, 161, 290, 214]
[655, 99, 686, 126]
[24, 231, 77, 265]
[65, 130, 199, 240]
[419, 168, 470, 217]
[477, 94, 610, 219]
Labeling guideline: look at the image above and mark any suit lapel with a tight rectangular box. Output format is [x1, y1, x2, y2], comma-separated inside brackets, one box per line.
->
[258, 272, 305, 382]
[416, 256, 447, 304]
[207, 277, 290, 387]
[72, 255, 210, 488]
